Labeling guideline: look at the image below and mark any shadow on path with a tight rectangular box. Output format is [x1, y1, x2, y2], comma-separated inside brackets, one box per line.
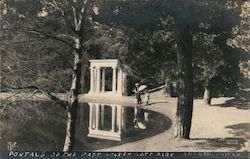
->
[177, 138, 248, 152]
[184, 123, 249, 151]
[193, 138, 247, 151]
[212, 96, 249, 110]
[225, 123, 250, 139]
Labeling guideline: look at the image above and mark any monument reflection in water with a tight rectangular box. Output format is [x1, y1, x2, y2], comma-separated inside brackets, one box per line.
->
[82, 59, 144, 141]
[87, 103, 135, 141]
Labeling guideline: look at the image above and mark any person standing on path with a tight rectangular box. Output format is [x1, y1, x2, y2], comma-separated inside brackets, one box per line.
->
[134, 83, 142, 106]
[133, 83, 142, 128]
[144, 88, 150, 105]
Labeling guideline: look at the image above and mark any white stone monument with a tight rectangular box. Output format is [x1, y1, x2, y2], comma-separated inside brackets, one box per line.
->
[87, 103, 124, 141]
[88, 59, 127, 96]
[86, 59, 131, 141]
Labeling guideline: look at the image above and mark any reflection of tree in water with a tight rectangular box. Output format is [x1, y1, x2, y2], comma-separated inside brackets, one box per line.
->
[0, 101, 67, 151]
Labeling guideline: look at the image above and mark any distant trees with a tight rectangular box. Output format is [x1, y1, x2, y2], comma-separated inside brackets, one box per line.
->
[157, 0, 244, 139]
[0, 20, 73, 93]
[1, 0, 100, 151]
[228, 1, 250, 86]
[192, 32, 225, 105]
[228, 1, 250, 53]
[88, 15, 177, 89]
[1, 0, 248, 148]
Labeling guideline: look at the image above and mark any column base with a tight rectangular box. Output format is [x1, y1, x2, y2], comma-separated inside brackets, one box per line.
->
[88, 129, 121, 141]
[86, 91, 123, 96]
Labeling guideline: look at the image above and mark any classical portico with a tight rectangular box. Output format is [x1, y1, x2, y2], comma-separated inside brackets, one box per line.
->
[87, 103, 124, 141]
[88, 59, 127, 96]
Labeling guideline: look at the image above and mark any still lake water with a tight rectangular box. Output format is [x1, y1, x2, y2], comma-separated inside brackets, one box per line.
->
[0, 101, 172, 151]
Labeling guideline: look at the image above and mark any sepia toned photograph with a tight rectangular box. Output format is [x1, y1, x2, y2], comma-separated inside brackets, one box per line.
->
[0, 0, 249, 158]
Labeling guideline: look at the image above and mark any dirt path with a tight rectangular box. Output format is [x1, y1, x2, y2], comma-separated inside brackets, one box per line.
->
[99, 92, 249, 152]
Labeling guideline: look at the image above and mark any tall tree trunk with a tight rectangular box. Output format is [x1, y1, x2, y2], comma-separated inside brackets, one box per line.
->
[81, 53, 90, 94]
[174, 24, 193, 140]
[164, 78, 170, 96]
[63, 37, 82, 151]
[203, 80, 211, 105]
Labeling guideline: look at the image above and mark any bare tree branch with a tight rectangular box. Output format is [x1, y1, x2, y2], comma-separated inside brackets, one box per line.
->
[42, 91, 67, 109]
[52, 0, 65, 16]
[0, 39, 43, 46]
[0, 91, 21, 115]
[21, 29, 74, 48]
[3, 84, 67, 109]
[72, 0, 89, 31]
[56, 34, 77, 41]
[72, 6, 78, 30]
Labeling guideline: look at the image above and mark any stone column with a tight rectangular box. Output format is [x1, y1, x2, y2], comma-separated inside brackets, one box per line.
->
[112, 67, 117, 93]
[96, 67, 101, 93]
[95, 104, 100, 130]
[93, 67, 96, 92]
[121, 107, 126, 129]
[89, 103, 93, 129]
[101, 68, 106, 93]
[122, 72, 127, 95]
[111, 105, 116, 132]
[89, 67, 94, 93]
[101, 104, 105, 129]
[117, 68, 122, 95]
[117, 105, 122, 133]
